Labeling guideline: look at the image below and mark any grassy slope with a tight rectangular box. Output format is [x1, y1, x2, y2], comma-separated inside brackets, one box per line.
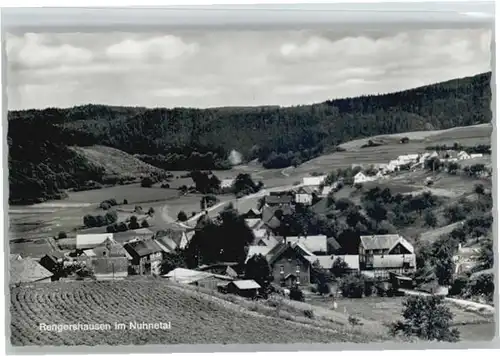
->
[70, 145, 166, 177]
[9, 279, 391, 346]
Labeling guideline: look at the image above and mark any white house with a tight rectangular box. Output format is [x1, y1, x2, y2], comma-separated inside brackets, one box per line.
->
[354, 172, 375, 184]
[76, 233, 115, 250]
[295, 193, 313, 205]
[429, 151, 439, 158]
[458, 151, 471, 160]
[302, 175, 327, 187]
[470, 153, 484, 159]
[359, 234, 416, 272]
[220, 178, 235, 189]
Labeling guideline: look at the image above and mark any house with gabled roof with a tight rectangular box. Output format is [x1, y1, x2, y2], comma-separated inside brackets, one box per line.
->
[359, 234, 416, 272]
[302, 175, 327, 187]
[163, 267, 235, 290]
[265, 194, 293, 206]
[124, 239, 164, 276]
[226, 280, 261, 298]
[9, 257, 54, 285]
[245, 218, 263, 230]
[458, 151, 471, 160]
[242, 208, 262, 219]
[78, 239, 131, 280]
[76, 233, 114, 250]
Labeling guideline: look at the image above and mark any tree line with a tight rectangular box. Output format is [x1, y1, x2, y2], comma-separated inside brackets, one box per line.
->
[8, 72, 491, 204]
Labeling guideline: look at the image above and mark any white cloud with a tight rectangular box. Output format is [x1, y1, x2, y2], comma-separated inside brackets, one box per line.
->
[105, 35, 199, 61]
[5, 28, 492, 110]
[7, 33, 93, 69]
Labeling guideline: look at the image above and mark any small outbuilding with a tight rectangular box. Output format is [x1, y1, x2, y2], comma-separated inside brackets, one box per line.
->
[226, 280, 261, 298]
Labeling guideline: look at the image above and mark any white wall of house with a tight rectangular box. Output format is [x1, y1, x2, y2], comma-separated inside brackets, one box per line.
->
[295, 193, 313, 205]
[371, 254, 416, 269]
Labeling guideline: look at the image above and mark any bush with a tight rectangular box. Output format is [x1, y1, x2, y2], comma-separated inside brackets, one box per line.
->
[303, 309, 314, 319]
[128, 215, 140, 230]
[123, 199, 128, 205]
[141, 220, 150, 228]
[289, 286, 305, 302]
[449, 275, 468, 296]
[106, 225, 116, 233]
[177, 211, 188, 222]
[391, 295, 460, 342]
[56, 231, 67, 240]
[141, 176, 154, 188]
[340, 274, 365, 298]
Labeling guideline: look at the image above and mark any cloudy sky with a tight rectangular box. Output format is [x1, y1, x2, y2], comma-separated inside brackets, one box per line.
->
[6, 28, 491, 110]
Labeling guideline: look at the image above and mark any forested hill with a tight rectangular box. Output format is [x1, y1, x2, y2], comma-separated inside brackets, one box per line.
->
[8, 72, 491, 205]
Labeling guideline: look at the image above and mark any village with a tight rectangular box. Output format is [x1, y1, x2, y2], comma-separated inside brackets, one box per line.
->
[9, 146, 492, 305]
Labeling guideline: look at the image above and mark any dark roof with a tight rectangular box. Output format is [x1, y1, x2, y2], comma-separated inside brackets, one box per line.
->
[265, 195, 293, 205]
[124, 239, 162, 258]
[327, 237, 342, 251]
[297, 186, 316, 194]
[262, 205, 293, 225]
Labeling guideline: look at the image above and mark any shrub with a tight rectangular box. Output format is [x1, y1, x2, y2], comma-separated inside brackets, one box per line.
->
[289, 286, 305, 302]
[177, 211, 188, 222]
[123, 199, 128, 205]
[106, 225, 116, 233]
[449, 275, 468, 296]
[141, 220, 150, 228]
[128, 215, 140, 230]
[56, 231, 67, 240]
[340, 274, 365, 298]
[303, 309, 314, 319]
[141, 176, 154, 188]
[391, 295, 460, 342]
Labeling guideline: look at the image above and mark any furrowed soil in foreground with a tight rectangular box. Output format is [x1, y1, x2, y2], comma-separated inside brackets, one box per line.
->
[10, 280, 389, 346]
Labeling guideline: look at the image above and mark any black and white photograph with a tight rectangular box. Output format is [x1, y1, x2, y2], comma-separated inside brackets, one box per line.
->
[4, 5, 495, 349]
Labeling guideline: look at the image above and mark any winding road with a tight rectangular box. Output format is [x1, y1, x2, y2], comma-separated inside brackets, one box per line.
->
[156, 182, 303, 231]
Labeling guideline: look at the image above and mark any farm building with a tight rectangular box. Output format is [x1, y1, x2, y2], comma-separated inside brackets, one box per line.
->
[389, 272, 414, 290]
[264, 195, 293, 206]
[245, 245, 273, 263]
[458, 151, 471, 160]
[354, 172, 374, 184]
[39, 250, 65, 276]
[268, 241, 315, 287]
[79, 239, 131, 280]
[226, 280, 261, 298]
[9, 256, 54, 285]
[220, 178, 235, 189]
[124, 239, 163, 276]
[196, 263, 240, 278]
[359, 234, 416, 273]
[245, 218, 263, 230]
[302, 175, 327, 187]
[295, 193, 313, 205]
[76, 233, 114, 250]
[163, 268, 234, 290]
[285, 235, 329, 254]
[253, 230, 279, 248]
[112, 228, 155, 244]
[154, 228, 191, 253]
[242, 208, 262, 219]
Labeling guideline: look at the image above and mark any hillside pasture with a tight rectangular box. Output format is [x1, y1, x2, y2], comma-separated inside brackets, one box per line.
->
[9, 280, 383, 346]
[70, 145, 166, 177]
[9, 238, 54, 258]
[65, 184, 180, 205]
[306, 296, 494, 341]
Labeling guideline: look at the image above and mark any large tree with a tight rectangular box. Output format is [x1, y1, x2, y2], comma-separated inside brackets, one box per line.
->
[391, 295, 460, 342]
